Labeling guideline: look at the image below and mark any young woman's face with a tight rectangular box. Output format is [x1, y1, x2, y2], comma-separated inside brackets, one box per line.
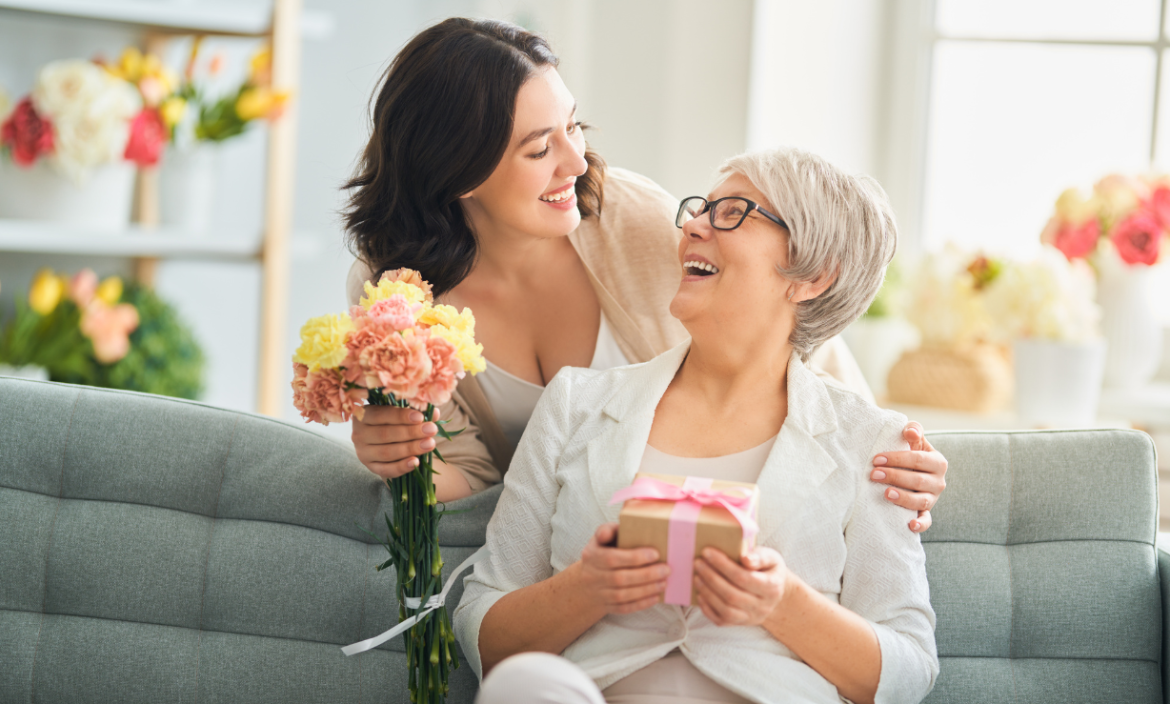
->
[461, 67, 588, 241]
[670, 173, 795, 330]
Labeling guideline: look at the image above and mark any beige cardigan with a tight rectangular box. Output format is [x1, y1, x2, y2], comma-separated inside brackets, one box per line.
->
[346, 167, 872, 491]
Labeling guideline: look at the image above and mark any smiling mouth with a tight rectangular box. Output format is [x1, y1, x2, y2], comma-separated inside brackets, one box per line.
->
[684, 261, 720, 277]
[539, 185, 574, 203]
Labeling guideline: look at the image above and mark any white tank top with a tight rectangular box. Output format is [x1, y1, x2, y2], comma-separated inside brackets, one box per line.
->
[477, 313, 631, 451]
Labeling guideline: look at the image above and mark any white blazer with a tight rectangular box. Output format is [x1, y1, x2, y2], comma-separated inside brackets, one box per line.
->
[454, 343, 938, 704]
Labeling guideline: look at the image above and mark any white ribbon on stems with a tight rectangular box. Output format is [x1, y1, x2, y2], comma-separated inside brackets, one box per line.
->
[341, 546, 488, 657]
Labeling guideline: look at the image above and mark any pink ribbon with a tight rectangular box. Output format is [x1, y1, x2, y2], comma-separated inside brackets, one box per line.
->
[609, 476, 759, 605]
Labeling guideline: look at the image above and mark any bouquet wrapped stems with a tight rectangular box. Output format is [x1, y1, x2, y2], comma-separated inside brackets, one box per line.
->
[370, 389, 457, 703]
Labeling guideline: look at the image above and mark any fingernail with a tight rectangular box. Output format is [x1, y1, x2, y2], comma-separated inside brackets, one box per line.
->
[871, 469, 886, 481]
[658, 566, 671, 578]
[874, 456, 888, 466]
[643, 550, 659, 562]
[411, 458, 420, 468]
[410, 411, 424, 423]
[887, 488, 900, 500]
[421, 438, 436, 449]
[910, 521, 921, 531]
[422, 423, 437, 435]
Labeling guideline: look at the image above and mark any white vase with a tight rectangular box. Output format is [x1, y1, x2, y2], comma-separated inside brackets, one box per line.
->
[159, 144, 219, 235]
[0, 364, 50, 381]
[841, 317, 920, 399]
[0, 160, 135, 231]
[1097, 264, 1163, 389]
[1013, 338, 1106, 427]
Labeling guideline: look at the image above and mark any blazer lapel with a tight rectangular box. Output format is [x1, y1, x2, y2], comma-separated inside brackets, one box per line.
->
[754, 353, 840, 546]
[586, 342, 691, 518]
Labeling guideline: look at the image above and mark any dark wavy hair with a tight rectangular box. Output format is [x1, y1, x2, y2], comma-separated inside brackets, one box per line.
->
[343, 18, 606, 297]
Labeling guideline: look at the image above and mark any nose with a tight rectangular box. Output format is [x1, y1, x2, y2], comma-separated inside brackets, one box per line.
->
[557, 131, 589, 178]
[682, 215, 715, 242]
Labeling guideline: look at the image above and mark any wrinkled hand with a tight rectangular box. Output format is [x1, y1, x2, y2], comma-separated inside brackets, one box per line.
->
[351, 406, 439, 479]
[871, 421, 948, 532]
[577, 523, 669, 616]
[694, 546, 788, 627]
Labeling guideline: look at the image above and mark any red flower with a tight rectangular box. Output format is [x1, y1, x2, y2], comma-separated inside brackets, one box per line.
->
[1052, 218, 1100, 260]
[1, 97, 55, 167]
[1111, 209, 1164, 266]
[124, 108, 167, 167]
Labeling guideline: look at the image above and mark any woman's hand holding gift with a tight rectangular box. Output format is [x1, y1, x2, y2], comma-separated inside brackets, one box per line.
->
[693, 547, 789, 627]
[576, 523, 670, 616]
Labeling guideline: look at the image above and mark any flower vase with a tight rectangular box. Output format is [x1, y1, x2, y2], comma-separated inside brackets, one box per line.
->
[1097, 264, 1162, 388]
[1013, 338, 1106, 426]
[159, 144, 219, 235]
[0, 160, 135, 231]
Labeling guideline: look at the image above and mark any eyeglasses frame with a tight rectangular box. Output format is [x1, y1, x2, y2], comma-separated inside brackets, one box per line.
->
[675, 195, 789, 232]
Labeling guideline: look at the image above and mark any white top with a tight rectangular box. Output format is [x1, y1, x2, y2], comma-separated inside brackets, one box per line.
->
[454, 342, 938, 704]
[476, 313, 631, 451]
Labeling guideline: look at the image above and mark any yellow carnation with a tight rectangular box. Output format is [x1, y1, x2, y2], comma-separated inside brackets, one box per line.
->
[429, 324, 485, 375]
[159, 96, 186, 129]
[28, 269, 65, 315]
[96, 276, 123, 305]
[418, 304, 475, 334]
[360, 279, 427, 309]
[293, 312, 354, 371]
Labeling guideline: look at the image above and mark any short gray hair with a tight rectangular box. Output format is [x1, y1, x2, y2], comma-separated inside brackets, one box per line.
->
[717, 147, 897, 362]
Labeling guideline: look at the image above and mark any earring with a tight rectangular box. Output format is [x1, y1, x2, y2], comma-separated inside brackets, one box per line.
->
[787, 289, 795, 301]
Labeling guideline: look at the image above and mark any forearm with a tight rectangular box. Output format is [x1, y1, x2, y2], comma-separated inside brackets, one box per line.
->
[764, 577, 881, 704]
[478, 561, 604, 674]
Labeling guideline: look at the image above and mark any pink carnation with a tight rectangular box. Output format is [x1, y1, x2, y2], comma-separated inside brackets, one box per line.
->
[366, 293, 419, 331]
[1111, 209, 1164, 266]
[1052, 218, 1100, 260]
[124, 108, 167, 167]
[80, 301, 139, 364]
[294, 366, 367, 425]
[69, 269, 99, 307]
[358, 330, 432, 400]
[1151, 185, 1170, 231]
[409, 334, 464, 409]
[1, 97, 54, 167]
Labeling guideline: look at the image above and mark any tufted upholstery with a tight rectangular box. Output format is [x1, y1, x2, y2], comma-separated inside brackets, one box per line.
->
[1, 378, 1166, 703]
[0, 378, 499, 704]
[922, 430, 1162, 704]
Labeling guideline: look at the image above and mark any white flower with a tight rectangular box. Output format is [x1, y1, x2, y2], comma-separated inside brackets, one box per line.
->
[0, 85, 12, 124]
[31, 60, 140, 182]
[905, 245, 993, 347]
[983, 247, 1101, 343]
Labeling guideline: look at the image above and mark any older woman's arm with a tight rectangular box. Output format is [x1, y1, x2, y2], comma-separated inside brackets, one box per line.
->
[453, 371, 667, 677]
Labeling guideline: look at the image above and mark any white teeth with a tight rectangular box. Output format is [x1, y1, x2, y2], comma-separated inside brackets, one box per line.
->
[540, 189, 573, 202]
[684, 260, 719, 275]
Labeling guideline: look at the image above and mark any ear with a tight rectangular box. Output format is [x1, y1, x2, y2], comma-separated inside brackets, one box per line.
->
[459, 190, 475, 200]
[789, 269, 836, 303]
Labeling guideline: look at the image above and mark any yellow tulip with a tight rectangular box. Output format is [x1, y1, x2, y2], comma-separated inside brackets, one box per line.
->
[235, 87, 288, 122]
[96, 276, 123, 305]
[118, 47, 144, 81]
[250, 46, 273, 86]
[28, 269, 65, 315]
[160, 96, 186, 129]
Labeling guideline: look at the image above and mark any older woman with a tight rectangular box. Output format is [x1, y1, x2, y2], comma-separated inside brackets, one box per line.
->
[453, 148, 938, 704]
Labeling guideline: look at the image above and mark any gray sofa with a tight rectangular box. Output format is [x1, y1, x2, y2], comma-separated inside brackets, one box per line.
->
[0, 377, 1163, 703]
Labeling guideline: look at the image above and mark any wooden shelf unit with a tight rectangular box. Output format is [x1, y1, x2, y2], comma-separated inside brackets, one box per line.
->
[0, 0, 317, 416]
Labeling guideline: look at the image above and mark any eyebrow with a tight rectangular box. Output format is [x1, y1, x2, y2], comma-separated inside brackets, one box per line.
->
[518, 103, 577, 147]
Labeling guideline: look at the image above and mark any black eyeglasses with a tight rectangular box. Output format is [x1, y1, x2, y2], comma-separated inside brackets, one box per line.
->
[675, 196, 789, 232]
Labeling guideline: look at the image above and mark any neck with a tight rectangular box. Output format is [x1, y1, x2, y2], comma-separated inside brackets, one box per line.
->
[463, 209, 570, 288]
[677, 319, 795, 409]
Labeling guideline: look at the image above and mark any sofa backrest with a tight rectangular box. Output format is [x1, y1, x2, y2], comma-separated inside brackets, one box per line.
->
[0, 379, 497, 704]
[923, 430, 1162, 704]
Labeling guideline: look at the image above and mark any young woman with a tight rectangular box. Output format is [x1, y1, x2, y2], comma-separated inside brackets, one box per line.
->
[343, 18, 947, 528]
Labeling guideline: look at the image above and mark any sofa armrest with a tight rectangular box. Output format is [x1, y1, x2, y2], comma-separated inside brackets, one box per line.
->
[1160, 545, 1170, 704]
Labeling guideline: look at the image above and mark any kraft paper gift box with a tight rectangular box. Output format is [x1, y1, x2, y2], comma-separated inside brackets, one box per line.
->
[613, 472, 761, 606]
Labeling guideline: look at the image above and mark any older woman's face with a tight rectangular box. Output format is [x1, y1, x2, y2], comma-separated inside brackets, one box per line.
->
[670, 173, 794, 330]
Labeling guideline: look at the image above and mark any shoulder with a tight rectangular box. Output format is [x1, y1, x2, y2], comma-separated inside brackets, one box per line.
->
[603, 166, 678, 204]
[822, 382, 910, 465]
[346, 259, 373, 307]
[543, 359, 651, 416]
[583, 167, 679, 246]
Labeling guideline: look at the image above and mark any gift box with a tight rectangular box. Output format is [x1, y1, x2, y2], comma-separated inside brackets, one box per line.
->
[611, 472, 760, 606]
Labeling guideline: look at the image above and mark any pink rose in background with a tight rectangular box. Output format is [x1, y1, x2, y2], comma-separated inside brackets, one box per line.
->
[80, 302, 139, 363]
[0, 97, 54, 167]
[1052, 218, 1101, 260]
[366, 293, 419, 331]
[1111, 209, 1164, 266]
[1151, 185, 1170, 231]
[124, 107, 166, 167]
[358, 330, 432, 399]
[69, 269, 99, 307]
[411, 335, 464, 409]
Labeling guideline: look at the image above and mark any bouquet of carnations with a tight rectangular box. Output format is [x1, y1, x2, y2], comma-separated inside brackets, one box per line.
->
[1042, 174, 1169, 267]
[291, 268, 483, 703]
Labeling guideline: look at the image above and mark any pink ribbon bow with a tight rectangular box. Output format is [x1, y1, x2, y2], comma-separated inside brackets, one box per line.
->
[610, 476, 759, 605]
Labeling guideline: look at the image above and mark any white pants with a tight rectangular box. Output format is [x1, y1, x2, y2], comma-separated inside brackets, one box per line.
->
[476, 653, 606, 704]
